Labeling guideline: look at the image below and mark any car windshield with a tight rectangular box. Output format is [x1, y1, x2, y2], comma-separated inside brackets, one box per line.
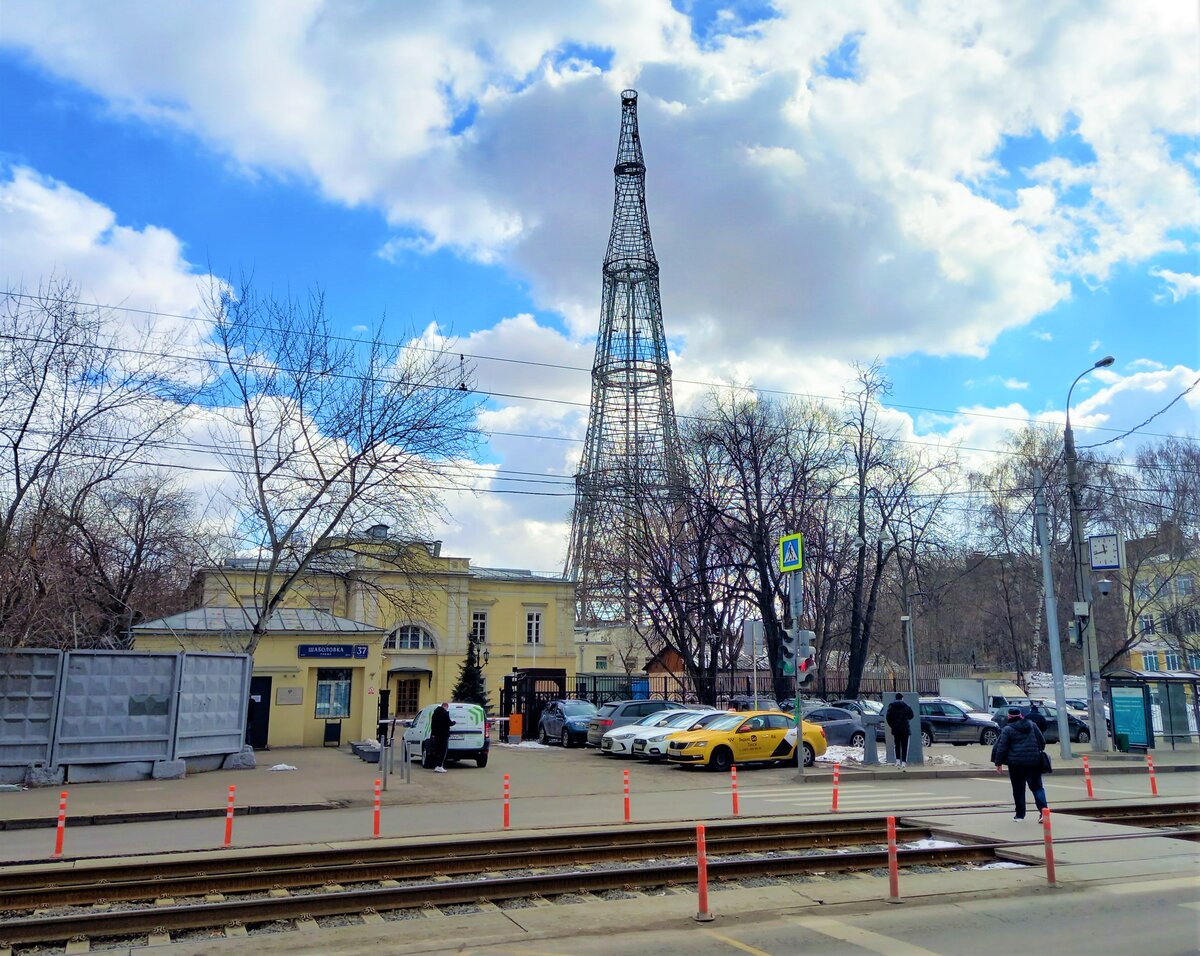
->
[663, 711, 704, 727]
[705, 714, 747, 732]
[945, 699, 981, 714]
[857, 700, 883, 714]
[562, 701, 596, 717]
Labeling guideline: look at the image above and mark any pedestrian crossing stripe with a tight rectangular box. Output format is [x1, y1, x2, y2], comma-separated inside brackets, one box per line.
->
[710, 786, 932, 796]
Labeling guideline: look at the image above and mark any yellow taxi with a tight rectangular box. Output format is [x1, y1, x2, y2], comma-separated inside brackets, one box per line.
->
[666, 710, 827, 771]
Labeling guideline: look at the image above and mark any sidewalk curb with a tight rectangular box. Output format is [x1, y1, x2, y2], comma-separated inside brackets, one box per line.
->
[0, 801, 346, 831]
[801, 763, 1200, 783]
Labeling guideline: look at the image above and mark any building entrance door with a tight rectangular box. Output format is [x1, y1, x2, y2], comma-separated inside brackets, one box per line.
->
[246, 676, 272, 749]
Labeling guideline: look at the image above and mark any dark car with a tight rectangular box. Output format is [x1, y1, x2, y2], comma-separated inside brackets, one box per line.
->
[918, 698, 1001, 747]
[727, 695, 781, 712]
[585, 699, 687, 748]
[801, 706, 873, 746]
[991, 703, 1091, 744]
[832, 698, 884, 718]
[538, 699, 598, 747]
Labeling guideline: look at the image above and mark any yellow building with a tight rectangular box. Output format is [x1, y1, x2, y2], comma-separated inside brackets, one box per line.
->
[132, 537, 578, 748]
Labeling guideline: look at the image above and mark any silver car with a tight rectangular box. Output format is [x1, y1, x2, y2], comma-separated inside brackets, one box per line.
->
[586, 699, 686, 748]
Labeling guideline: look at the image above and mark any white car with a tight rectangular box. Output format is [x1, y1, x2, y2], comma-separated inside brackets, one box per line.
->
[402, 702, 490, 768]
[631, 710, 727, 761]
[601, 710, 694, 756]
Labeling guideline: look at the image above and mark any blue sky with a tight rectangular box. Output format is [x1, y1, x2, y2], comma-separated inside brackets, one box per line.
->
[1, 1, 1197, 570]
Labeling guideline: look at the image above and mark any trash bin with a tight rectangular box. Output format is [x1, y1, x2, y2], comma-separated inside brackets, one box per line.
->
[1115, 732, 1129, 753]
[509, 712, 524, 740]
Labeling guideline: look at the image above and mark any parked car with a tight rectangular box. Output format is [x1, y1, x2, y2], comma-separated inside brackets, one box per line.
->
[917, 697, 1001, 747]
[727, 695, 781, 712]
[784, 719, 830, 768]
[667, 710, 825, 771]
[991, 703, 1091, 744]
[402, 702, 490, 768]
[779, 697, 829, 714]
[1064, 696, 1112, 722]
[599, 708, 694, 756]
[631, 709, 727, 761]
[586, 699, 686, 747]
[832, 698, 883, 718]
[803, 705, 879, 745]
[538, 699, 598, 747]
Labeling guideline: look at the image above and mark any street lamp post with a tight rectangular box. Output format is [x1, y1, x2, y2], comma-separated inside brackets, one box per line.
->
[1064, 355, 1114, 752]
[900, 592, 926, 694]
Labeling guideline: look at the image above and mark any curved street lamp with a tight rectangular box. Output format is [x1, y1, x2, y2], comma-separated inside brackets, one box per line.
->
[1064, 355, 1114, 752]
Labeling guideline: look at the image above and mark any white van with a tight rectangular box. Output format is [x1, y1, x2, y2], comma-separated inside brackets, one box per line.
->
[403, 703, 490, 768]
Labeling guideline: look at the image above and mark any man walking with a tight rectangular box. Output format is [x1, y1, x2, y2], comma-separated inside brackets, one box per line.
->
[991, 706, 1048, 822]
[1027, 702, 1048, 732]
[429, 701, 455, 773]
[885, 693, 914, 768]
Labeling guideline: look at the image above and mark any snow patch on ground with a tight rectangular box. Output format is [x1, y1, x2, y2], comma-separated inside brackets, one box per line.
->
[977, 861, 1028, 869]
[921, 752, 971, 767]
[901, 837, 966, 850]
[495, 740, 554, 750]
[268, 763, 298, 772]
[817, 745, 865, 764]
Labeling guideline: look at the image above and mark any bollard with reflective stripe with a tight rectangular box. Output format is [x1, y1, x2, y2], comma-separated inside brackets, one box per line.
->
[831, 762, 840, 812]
[373, 778, 382, 838]
[52, 790, 68, 859]
[1147, 754, 1158, 796]
[1042, 808, 1056, 885]
[694, 824, 714, 922]
[222, 785, 236, 848]
[503, 773, 511, 829]
[731, 765, 740, 817]
[623, 768, 631, 823]
[1082, 755, 1094, 799]
[886, 815, 900, 902]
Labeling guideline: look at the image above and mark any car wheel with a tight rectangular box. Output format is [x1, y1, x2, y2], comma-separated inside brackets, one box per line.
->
[476, 754, 488, 768]
[849, 732, 866, 748]
[710, 747, 733, 773]
[539, 725, 549, 745]
[561, 730, 571, 749]
[981, 728, 999, 746]
[921, 729, 933, 749]
[803, 743, 815, 768]
[1075, 728, 1090, 743]
[420, 743, 435, 769]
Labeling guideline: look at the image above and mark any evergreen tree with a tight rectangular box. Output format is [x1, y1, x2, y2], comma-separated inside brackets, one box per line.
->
[451, 640, 489, 708]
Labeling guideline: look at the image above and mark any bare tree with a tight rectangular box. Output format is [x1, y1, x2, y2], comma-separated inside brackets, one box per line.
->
[203, 279, 480, 652]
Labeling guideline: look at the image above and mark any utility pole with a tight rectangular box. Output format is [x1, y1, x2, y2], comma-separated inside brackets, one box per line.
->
[1034, 469, 1074, 760]
[1064, 357, 1114, 751]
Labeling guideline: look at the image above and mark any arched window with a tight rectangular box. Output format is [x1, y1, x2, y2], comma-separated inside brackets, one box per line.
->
[385, 625, 436, 651]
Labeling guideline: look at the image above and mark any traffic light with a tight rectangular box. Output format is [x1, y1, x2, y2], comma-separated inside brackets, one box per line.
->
[778, 629, 797, 677]
[796, 630, 816, 687]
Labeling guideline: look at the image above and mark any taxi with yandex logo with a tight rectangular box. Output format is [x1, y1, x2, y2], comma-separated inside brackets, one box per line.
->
[666, 710, 827, 771]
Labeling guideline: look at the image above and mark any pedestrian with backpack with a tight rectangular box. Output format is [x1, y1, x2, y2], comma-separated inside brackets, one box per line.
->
[991, 706, 1049, 821]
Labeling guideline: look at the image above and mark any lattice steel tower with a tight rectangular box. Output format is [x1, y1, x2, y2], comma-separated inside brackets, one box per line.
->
[566, 89, 684, 627]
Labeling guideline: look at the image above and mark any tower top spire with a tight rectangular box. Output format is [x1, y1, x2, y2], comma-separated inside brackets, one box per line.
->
[605, 88, 655, 274]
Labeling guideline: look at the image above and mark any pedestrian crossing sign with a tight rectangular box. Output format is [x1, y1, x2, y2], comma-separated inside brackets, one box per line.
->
[779, 533, 804, 573]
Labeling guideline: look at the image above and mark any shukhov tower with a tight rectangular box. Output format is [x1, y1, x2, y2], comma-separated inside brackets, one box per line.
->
[565, 89, 684, 627]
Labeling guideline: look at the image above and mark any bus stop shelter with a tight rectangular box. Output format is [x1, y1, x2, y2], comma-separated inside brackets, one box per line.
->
[1103, 668, 1200, 751]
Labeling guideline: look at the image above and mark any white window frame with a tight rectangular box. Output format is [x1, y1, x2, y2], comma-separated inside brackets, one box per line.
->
[1141, 651, 1160, 672]
[526, 610, 543, 645]
[470, 610, 488, 644]
[385, 625, 436, 651]
[1139, 616, 1157, 635]
[1164, 650, 1182, 671]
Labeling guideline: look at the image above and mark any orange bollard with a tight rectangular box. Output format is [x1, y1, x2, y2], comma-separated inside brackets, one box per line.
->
[222, 785, 236, 848]
[694, 824, 714, 922]
[1042, 808, 1056, 885]
[1147, 754, 1158, 796]
[52, 790, 67, 859]
[1082, 755, 1094, 799]
[731, 765, 740, 817]
[623, 768, 631, 823]
[373, 778, 382, 838]
[503, 773, 511, 829]
[886, 815, 900, 902]
[831, 762, 840, 812]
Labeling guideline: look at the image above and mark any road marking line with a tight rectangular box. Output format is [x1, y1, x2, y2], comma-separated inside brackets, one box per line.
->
[1180, 901, 1200, 911]
[1041, 782, 1148, 796]
[703, 929, 775, 956]
[1101, 876, 1200, 895]
[792, 916, 945, 955]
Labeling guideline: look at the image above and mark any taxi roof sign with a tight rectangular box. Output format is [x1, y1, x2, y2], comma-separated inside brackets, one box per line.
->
[779, 533, 804, 573]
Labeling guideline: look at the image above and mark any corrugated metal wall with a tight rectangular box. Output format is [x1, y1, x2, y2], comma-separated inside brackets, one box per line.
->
[174, 652, 251, 758]
[0, 649, 63, 767]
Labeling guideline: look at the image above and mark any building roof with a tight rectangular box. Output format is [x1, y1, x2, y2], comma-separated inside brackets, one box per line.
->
[133, 607, 381, 634]
[469, 566, 568, 583]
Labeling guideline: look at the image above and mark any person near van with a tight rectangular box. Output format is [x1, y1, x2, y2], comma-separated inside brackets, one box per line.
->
[1027, 702, 1048, 732]
[885, 693, 914, 768]
[430, 701, 455, 773]
[991, 706, 1048, 821]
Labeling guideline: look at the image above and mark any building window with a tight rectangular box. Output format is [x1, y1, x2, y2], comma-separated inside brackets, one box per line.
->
[315, 668, 352, 718]
[1140, 652, 1160, 672]
[470, 611, 488, 644]
[1164, 651, 1182, 671]
[1134, 581, 1151, 600]
[1139, 616, 1157, 634]
[526, 611, 542, 644]
[1178, 575, 1195, 596]
[594, 655, 608, 671]
[385, 626, 436, 651]
[1183, 610, 1200, 635]
[1188, 651, 1200, 670]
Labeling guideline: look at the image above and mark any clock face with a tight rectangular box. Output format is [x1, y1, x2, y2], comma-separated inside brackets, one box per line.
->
[1089, 534, 1120, 569]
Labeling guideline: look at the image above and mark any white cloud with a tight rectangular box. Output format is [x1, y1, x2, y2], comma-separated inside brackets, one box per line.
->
[1031, 330, 1053, 342]
[1003, 378, 1029, 390]
[1127, 358, 1166, 371]
[1150, 268, 1200, 303]
[3, 1, 1195, 365]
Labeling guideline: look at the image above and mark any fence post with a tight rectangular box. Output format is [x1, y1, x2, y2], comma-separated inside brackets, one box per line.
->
[1146, 754, 1158, 796]
[1082, 755, 1094, 799]
[694, 824, 714, 922]
[503, 773, 511, 829]
[373, 778, 382, 838]
[623, 768, 631, 822]
[831, 762, 840, 812]
[52, 790, 68, 859]
[222, 785, 236, 848]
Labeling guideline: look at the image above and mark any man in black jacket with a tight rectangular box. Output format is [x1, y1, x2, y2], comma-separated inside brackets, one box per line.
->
[429, 702, 456, 773]
[885, 693, 914, 768]
[991, 707, 1048, 821]
[1027, 702, 1048, 732]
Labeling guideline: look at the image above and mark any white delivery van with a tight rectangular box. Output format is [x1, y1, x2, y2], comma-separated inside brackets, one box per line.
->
[403, 702, 490, 768]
